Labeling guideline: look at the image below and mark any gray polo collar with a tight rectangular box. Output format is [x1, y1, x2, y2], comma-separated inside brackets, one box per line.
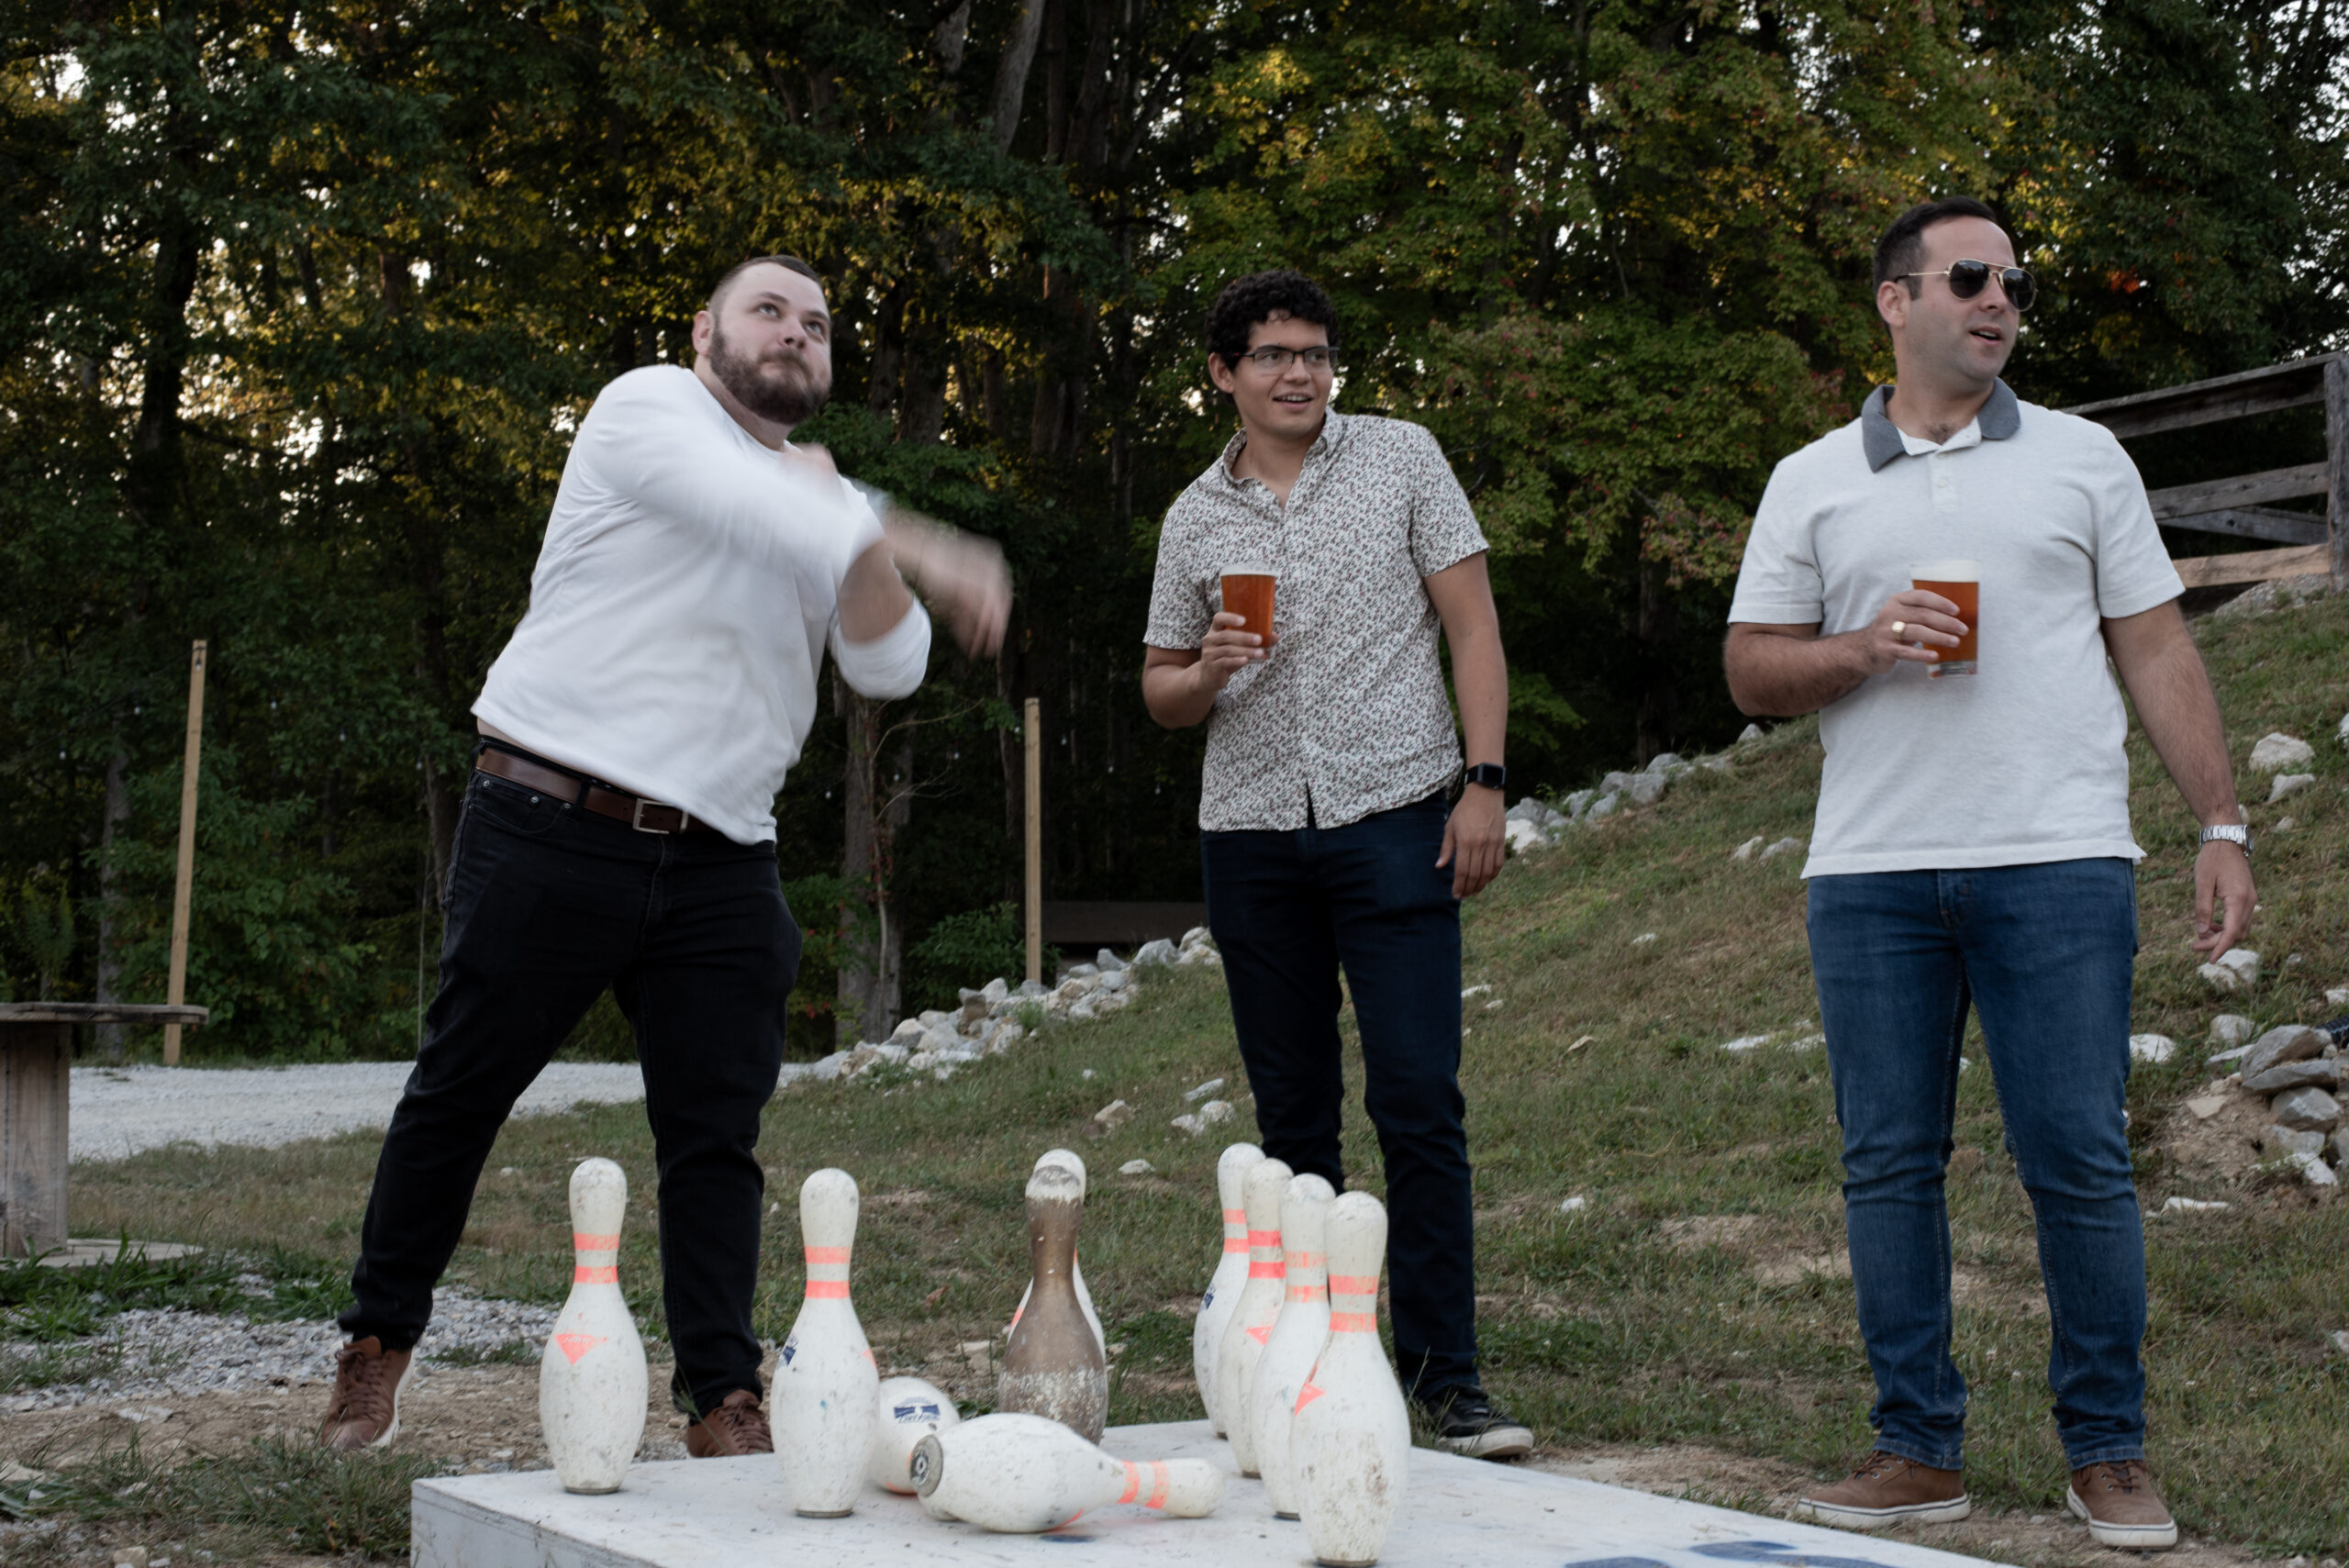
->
[1860, 379, 2020, 472]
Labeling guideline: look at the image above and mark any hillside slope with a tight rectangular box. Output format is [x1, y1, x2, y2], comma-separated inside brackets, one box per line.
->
[65, 592, 2349, 1557]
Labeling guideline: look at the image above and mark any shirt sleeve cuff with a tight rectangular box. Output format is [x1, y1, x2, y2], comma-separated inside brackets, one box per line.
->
[835, 598, 930, 699]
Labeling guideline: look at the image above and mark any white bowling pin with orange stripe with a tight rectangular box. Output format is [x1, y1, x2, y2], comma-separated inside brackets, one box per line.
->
[1292, 1191, 1409, 1566]
[774, 1167, 878, 1517]
[1008, 1149, 1106, 1355]
[540, 1158, 648, 1494]
[909, 1410, 1224, 1532]
[1194, 1141, 1264, 1432]
[1249, 1172, 1335, 1517]
[1215, 1154, 1292, 1473]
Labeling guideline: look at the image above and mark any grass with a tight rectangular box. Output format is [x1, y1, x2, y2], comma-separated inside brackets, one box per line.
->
[34, 594, 2349, 1560]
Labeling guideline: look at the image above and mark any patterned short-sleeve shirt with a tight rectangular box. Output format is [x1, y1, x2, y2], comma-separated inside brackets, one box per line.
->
[1144, 410, 1490, 831]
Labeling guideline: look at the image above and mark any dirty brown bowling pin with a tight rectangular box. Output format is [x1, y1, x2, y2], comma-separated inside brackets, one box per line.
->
[998, 1163, 1108, 1441]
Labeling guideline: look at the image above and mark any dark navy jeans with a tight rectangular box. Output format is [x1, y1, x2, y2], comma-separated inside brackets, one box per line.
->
[340, 768, 797, 1417]
[1202, 792, 1477, 1401]
[1807, 858, 2147, 1471]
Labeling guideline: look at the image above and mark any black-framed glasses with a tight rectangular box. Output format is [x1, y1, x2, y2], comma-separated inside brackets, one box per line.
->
[1902, 260, 2036, 313]
[1233, 345, 1341, 373]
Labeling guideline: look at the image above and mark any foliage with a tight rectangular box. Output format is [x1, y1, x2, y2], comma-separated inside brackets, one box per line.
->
[907, 900, 1028, 1011]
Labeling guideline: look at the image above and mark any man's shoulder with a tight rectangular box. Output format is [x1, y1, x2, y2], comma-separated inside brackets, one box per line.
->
[1334, 412, 1443, 455]
[587, 363, 709, 422]
[2010, 398, 2129, 462]
[1767, 416, 1870, 486]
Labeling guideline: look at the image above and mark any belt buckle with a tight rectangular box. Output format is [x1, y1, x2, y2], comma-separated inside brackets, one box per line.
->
[630, 798, 689, 834]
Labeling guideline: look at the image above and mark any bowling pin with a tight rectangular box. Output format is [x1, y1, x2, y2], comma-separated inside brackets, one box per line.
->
[1292, 1192, 1410, 1567]
[1194, 1141, 1264, 1432]
[1249, 1172, 1335, 1518]
[1215, 1154, 1292, 1473]
[870, 1374, 961, 1493]
[774, 1167, 879, 1517]
[1009, 1149, 1106, 1355]
[539, 1158, 649, 1494]
[999, 1164, 1109, 1441]
[910, 1410, 1223, 1533]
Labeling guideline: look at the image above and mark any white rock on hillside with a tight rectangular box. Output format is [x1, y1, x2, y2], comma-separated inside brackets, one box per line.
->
[1505, 817, 1554, 855]
[1629, 773, 1667, 806]
[2128, 1034, 2178, 1064]
[2268, 773, 2316, 803]
[1184, 1077, 1225, 1102]
[1758, 836, 1804, 862]
[2199, 948, 2260, 993]
[2209, 1014, 2256, 1049]
[1119, 1160, 1154, 1176]
[1731, 836, 1764, 861]
[2249, 732, 2315, 771]
[1132, 938, 1178, 966]
[1737, 724, 1765, 744]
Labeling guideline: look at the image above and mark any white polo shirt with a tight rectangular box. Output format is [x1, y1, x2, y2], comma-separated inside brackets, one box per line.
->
[475, 365, 930, 845]
[1728, 380, 2183, 877]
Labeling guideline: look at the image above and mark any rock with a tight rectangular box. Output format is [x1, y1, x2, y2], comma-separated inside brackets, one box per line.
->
[1631, 932, 1657, 947]
[991, 1023, 1025, 1051]
[957, 996, 990, 1028]
[2266, 1125, 2327, 1157]
[1096, 949, 1127, 972]
[2159, 1195, 2229, 1213]
[2248, 732, 2315, 771]
[1701, 756, 1732, 773]
[1132, 939, 1178, 967]
[1504, 817, 1553, 854]
[2288, 1150, 2337, 1188]
[1506, 797, 1549, 823]
[1067, 997, 1097, 1022]
[2329, 985, 2349, 1006]
[2128, 1033, 2177, 1064]
[1758, 836, 1804, 861]
[2241, 1024, 2325, 1082]
[1628, 773, 1667, 806]
[1180, 926, 1211, 949]
[1737, 723, 1765, 744]
[982, 977, 1010, 1004]
[1719, 1034, 1772, 1053]
[1586, 792, 1620, 820]
[2243, 1057, 2341, 1095]
[1018, 978, 1050, 998]
[1197, 1099, 1235, 1127]
[2210, 1014, 2257, 1048]
[1558, 1195, 1589, 1213]
[891, 1018, 925, 1041]
[1097, 968, 1130, 992]
[1169, 1112, 1203, 1136]
[1601, 770, 1635, 794]
[921, 1025, 963, 1055]
[1118, 1159, 1154, 1175]
[1056, 975, 1098, 1004]
[2333, 1329, 2349, 1358]
[2270, 1085, 2342, 1131]
[2199, 948, 2260, 992]
[1731, 836, 1765, 861]
[1184, 1077, 1226, 1102]
[2267, 772, 2316, 803]
[1093, 1099, 1131, 1130]
[1564, 788, 1597, 817]
[1065, 962, 1100, 980]
[1094, 986, 1134, 1011]
[2186, 1095, 2228, 1119]
[2332, 1128, 2349, 1165]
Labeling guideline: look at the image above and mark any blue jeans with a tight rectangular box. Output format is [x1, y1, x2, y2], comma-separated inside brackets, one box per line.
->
[1202, 792, 1477, 1399]
[1807, 859, 2147, 1471]
[341, 766, 798, 1415]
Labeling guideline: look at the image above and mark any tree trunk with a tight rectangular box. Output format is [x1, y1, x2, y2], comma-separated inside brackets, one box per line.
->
[1634, 562, 1677, 763]
[989, 0, 1050, 150]
[836, 684, 908, 1045]
[93, 736, 131, 1062]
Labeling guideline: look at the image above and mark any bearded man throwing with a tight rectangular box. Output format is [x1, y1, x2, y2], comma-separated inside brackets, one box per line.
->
[317, 255, 1008, 1459]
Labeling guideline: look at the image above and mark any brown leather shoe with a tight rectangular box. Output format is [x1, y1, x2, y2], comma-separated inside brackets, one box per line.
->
[2068, 1460, 2177, 1550]
[1794, 1451, 1971, 1529]
[317, 1337, 414, 1451]
[684, 1388, 773, 1458]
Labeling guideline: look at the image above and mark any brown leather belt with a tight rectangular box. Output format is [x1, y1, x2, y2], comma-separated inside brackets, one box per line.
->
[473, 746, 718, 835]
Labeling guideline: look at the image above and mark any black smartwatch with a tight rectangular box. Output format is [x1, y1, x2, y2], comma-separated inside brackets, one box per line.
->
[1464, 762, 1507, 791]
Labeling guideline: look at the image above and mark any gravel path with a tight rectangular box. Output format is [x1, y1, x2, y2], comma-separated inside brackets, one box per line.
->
[2, 1285, 558, 1413]
[66, 1062, 647, 1162]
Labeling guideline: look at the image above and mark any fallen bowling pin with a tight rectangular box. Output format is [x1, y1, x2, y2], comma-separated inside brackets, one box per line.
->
[1009, 1149, 1106, 1356]
[1194, 1141, 1264, 1432]
[1293, 1191, 1410, 1567]
[1215, 1153, 1292, 1473]
[910, 1410, 1223, 1532]
[774, 1168, 878, 1517]
[1250, 1171, 1335, 1517]
[539, 1158, 649, 1494]
[998, 1163, 1109, 1441]
[870, 1375, 961, 1493]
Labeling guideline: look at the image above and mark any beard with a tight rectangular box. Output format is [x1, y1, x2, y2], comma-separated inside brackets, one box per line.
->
[707, 325, 831, 426]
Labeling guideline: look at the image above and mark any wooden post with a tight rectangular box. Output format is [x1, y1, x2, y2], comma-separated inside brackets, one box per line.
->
[2326, 357, 2349, 593]
[1024, 697, 1042, 985]
[0, 1019, 71, 1256]
[163, 640, 207, 1065]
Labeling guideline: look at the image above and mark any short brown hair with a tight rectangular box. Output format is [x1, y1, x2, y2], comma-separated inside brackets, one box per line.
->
[1873, 198, 2005, 295]
[707, 254, 826, 315]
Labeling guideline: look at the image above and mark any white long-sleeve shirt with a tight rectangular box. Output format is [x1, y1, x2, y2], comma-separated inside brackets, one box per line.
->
[474, 364, 930, 843]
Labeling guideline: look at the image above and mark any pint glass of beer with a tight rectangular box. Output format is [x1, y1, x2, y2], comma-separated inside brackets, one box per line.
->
[1910, 559, 1979, 677]
[1219, 562, 1276, 642]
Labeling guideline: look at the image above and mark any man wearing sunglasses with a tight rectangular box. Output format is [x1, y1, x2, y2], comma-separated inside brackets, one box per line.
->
[1723, 197, 2253, 1551]
[1141, 269, 1527, 1459]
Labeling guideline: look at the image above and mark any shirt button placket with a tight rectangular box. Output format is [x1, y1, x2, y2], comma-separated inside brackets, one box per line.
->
[1931, 453, 1957, 514]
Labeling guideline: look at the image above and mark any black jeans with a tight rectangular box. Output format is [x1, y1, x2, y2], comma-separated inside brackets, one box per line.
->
[1200, 791, 1477, 1400]
[340, 768, 797, 1416]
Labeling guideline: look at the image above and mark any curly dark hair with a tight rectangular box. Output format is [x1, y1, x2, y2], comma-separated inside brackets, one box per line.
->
[1204, 270, 1340, 369]
[1873, 198, 2006, 295]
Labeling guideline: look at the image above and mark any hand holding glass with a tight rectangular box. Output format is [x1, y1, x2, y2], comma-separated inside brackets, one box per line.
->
[1909, 559, 1978, 677]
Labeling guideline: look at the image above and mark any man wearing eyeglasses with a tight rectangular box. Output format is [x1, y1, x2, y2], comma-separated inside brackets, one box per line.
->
[1722, 198, 2254, 1550]
[1141, 269, 1528, 1458]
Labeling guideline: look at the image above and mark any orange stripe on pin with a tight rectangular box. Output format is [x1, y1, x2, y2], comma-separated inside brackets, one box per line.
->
[1248, 1261, 1286, 1279]
[1329, 1310, 1375, 1332]
[1295, 1380, 1326, 1412]
[805, 1280, 850, 1298]
[1222, 1208, 1246, 1224]
[1146, 1461, 1169, 1509]
[1246, 1229, 1280, 1247]
[573, 1265, 618, 1284]
[804, 1245, 850, 1264]
[1222, 1238, 1248, 1253]
[572, 1232, 619, 1251]
[1328, 1273, 1378, 1293]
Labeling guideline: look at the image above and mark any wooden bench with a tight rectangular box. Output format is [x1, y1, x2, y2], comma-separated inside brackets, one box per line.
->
[0, 1003, 207, 1257]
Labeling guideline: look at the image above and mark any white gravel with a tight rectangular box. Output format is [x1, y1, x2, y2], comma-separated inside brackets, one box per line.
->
[67, 1062, 647, 1162]
[2, 1285, 558, 1413]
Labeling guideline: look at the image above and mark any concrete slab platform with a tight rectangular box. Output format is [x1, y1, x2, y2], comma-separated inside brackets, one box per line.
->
[413, 1419, 2007, 1568]
[36, 1239, 202, 1269]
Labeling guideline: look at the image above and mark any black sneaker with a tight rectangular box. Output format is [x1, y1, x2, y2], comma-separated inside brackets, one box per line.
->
[1423, 1388, 1533, 1461]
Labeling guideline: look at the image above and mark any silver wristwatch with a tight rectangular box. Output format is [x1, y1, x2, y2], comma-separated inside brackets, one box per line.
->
[2199, 823, 2253, 859]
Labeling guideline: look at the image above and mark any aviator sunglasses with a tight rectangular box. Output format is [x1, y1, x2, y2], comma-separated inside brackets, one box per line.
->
[1900, 259, 2036, 313]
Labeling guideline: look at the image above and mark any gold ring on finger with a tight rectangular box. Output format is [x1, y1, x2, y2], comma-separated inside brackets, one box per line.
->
[1890, 620, 1906, 638]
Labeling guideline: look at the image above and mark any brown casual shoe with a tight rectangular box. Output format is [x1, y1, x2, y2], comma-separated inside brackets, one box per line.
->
[1794, 1451, 1971, 1529]
[684, 1388, 773, 1458]
[317, 1337, 414, 1451]
[2068, 1460, 2177, 1550]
